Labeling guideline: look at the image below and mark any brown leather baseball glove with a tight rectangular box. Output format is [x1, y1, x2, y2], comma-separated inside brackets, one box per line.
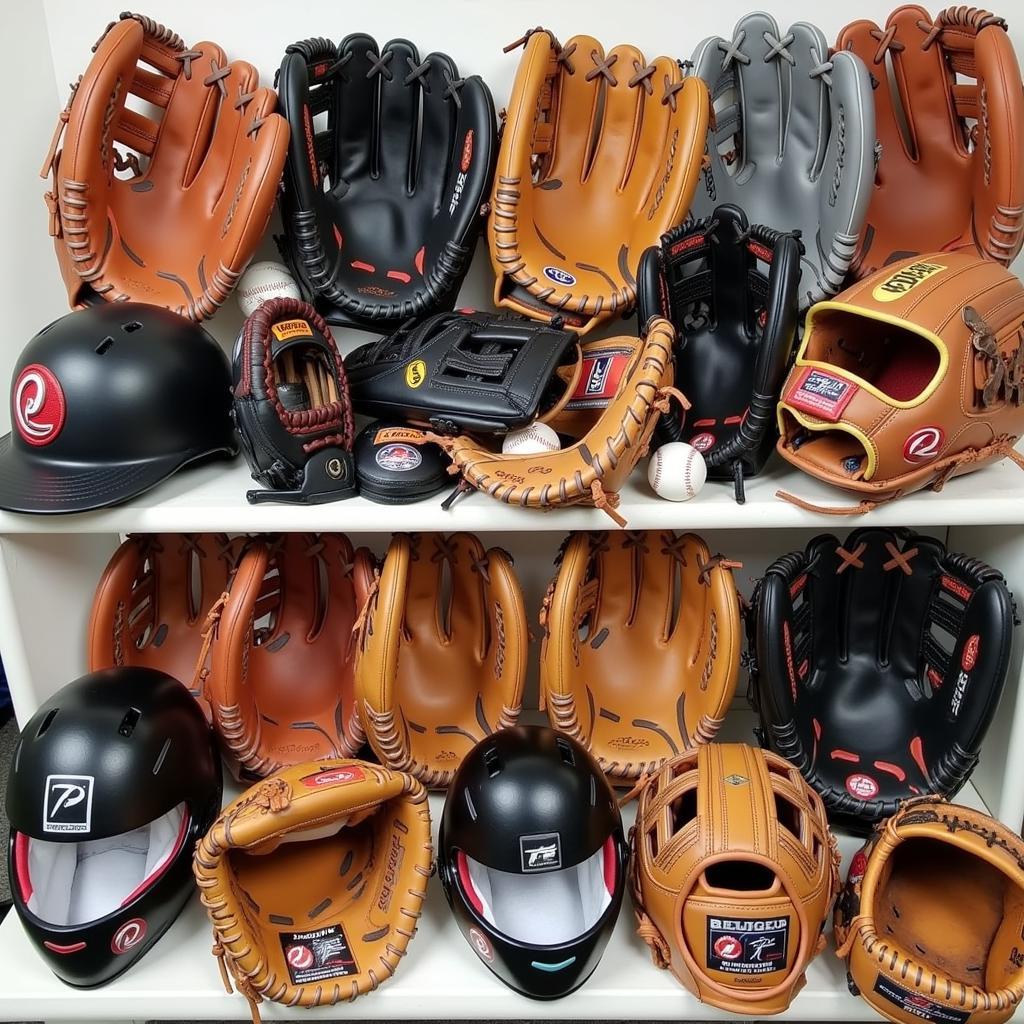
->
[200, 533, 375, 780]
[41, 12, 288, 319]
[354, 532, 527, 788]
[835, 798, 1024, 1024]
[777, 252, 1024, 513]
[631, 743, 841, 1015]
[539, 531, 742, 780]
[837, 6, 1024, 277]
[489, 28, 709, 334]
[194, 759, 432, 1022]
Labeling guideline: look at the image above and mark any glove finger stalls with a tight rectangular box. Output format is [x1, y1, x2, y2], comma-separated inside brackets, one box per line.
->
[779, 22, 831, 177]
[375, 39, 422, 187]
[476, 545, 527, 732]
[413, 51, 460, 205]
[690, 36, 738, 214]
[545, 35, 605, 186]
[334, 34, 379, 185]
[440, 532, 490, 656]
[584, 44, 646, 194]
[587, 531, 646, 636]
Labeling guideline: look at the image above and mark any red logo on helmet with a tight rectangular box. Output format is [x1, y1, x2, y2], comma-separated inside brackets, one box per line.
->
[845, 773, 879, 799]
[460, 130, 474, 173]
[903, 426, 944, 464]
[111, 918, 147, 955]
[469, 926, 494, 961]
[14, 365, 65, 447]
[713, 935, 743, 960]
[690, 431, 716, 452]
[962, 634, 980, 672]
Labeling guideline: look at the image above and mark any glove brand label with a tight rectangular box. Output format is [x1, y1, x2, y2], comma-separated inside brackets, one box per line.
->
[872, 976, 969, 1023]
[903, 426, 945, 464]
[42, 774, 94, 834]
[961, 634, 980, 672]
[845, 773, 880, 799]
[449, 130, 473, 215]
[111, 918, 147, 955]
[706, 916, 789, 975]
[280, 924, 358, 984]
[543, 266, 576, 287]
[14, 365, 66, 447]
[377, 830, 404, 914]
[270, 319, 314, 342]
[405, 360, 427, 389]
[300, 765, 366, 788]
[950, 669, 970, 717]
[374, 427, 425, 445]
[871, 261, 946, 302]
[571, 353, 627, 405]
[519, 832, 561, 872]
[690, 431, 716, 452]
[785, 367, 857, 422]
[376, 444, 422, 472]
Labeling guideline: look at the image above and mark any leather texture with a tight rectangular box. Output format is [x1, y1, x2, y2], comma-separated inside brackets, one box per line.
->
[749, 528, 1014, 830]
[837, 6, 1024, 277]
[42, 13, 288, 320]
[345, 311, 580, 434]
[436, 318, 677, 525]
[355, 533, 527, 788]
[777, 251, 1024, 511]
[88, 533, 240, 707]
[637, 205, 802, 501]
[835, 798, 1024, 1024]
[631, 743, 840, 1015]
[539, 531, 742, 780]
[276, 35, 496, 331]
[489, 28, 710, 334]
[691, 13, 875, 309]
[194, 759, 432, 1021]
[202, 533, 376, 780]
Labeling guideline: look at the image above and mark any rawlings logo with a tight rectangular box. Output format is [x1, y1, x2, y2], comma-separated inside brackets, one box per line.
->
[376, 830, 403, 913]
[962, 634, 980, 672]
[302, 105, 319, 188]
[647, 128, 679, 218]
[300, 766, 366, 788]
[871, 261, 946, 301]
[448, 131, 474, 215]
[460, 129, 474, 173]
[903, 426, 944, 464]
[14, 365, 66, 447]
[493, 601, 506, 680]
[220, 157, 252, 239]
[544, 266, 576, 286]
[827, 106, 845, 208]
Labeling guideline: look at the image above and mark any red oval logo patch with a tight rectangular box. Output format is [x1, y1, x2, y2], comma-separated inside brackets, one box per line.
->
[962, 634, 980, 672]
[460, 130, 474, 173]
[845, 773, 880, 799]
[903, 426, 944, 464]
[690, 431, 716, 452]
[848, 849, 868, 885]
[111, 918, 146, 955]
[713, 935, 743, 960]
[14, 365, 66, 447]
[301, 766, 366, 788]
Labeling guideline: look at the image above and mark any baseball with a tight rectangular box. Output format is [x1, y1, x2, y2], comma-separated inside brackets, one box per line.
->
[648, 442, 708, 501]
[501, 421, 561, 455]
[236, 261, 301, 316]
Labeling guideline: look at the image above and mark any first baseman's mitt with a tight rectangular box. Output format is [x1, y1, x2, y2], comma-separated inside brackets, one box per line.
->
[776, 251, 1024, 512]
[42, 12, 288, 319]
[275, 35, 495, 330]
[539, 531, 742, 780]
[489, 28, 709, 334]
[89, 533, 239, 703]
[835, 798, 1024, 1024]
[631, 743, 840, 1015]
[200, 533, 375, 780]
[690, 13, 875, 309]
[749, 528, 1014, 830]
[837, 6, 1024, 277]
[355, 533, 527, 788]
[637, 205, 803, 501]
[194, 759, 432, 1021]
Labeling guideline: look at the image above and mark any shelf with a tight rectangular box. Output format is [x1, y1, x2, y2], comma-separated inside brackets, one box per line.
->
[1, 449, 1023, 535]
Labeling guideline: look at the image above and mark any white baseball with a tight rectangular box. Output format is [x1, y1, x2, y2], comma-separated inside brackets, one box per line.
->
[648, 442, 708, 501]
[236, 261, 301, 316]
[502, 421, 561, 455]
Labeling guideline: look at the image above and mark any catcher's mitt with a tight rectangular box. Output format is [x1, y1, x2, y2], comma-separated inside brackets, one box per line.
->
[275, 35, 495, 330]
[200, 533, 376, 780]
[749, 528, 1014, 830]
[835, 798, 1024, 1024]
[354, 533, 527, 788]
[489, 28, 710, 334]
[194, 759, 432, 1022]
[631, 743, 840, 1015]
[637, 204, 803, 502]
[539, 530, 742, 780]
[838, 6, 1024, 278]
[776, 251, 1024, 513]
[232, 297, 357, 505]
[690, 13, 875, 309]
[434, 318, 679, 526]
[41, 13, 287, 319]
[88, 533, 238, 703]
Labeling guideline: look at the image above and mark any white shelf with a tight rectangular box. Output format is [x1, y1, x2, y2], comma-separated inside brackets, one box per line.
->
[1, 451, 1023, 535]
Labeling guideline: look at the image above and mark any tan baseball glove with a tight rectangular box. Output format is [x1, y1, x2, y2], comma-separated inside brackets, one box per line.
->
[194, 759, 432, 1022]
[835, 798, 1024, 1024]
[539, 530, 742, 780]
[631, 743, 840, 1015]
[489, 28, 709, 334]
[354, 532, 527, 788]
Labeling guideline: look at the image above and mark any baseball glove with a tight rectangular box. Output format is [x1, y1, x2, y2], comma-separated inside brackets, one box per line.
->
[749, 528, 1014, 830]
[637, 204, 803, 502]
[690, 13, 875, 309]
[354, 532, 527, 788]
[88, 533, 239, 703]
[275, 35, 496, 331]
[631, 743, 840, 1015]
[232, 297, 357, 505]
[837, 6, 1024, 278]
[776, 251, 1024, 513]
[489, 28, 710, 334]
[41, 12, 288, 319]
[434, 318, 679, 526]
[194, 759, 432, 1022]
[539, 530, 742, 780]
[835, 798, 1024, 1024]
[199, 533, 376, 780]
